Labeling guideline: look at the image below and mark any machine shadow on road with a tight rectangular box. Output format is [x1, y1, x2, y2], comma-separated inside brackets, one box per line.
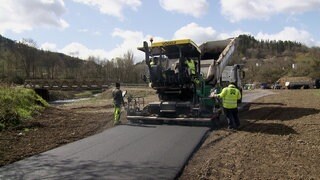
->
[125, 123, 158, 128]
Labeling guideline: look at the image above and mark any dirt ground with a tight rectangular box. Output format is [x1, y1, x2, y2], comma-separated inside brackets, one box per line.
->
[180, 89, 320, 179]
[0, 88, 320, 179]
[0, 87, 153, 166]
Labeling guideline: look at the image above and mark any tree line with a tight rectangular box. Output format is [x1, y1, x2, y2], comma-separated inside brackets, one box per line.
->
[0, 34, 319, 85]
[0, 35, 146, 84]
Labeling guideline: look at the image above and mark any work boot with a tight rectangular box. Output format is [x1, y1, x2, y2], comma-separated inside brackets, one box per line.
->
[227, 126, 237, 131]
[113, 121, 122, 126]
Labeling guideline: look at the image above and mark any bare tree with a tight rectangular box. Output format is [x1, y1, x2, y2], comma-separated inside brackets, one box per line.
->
[16, 39, 37, 78]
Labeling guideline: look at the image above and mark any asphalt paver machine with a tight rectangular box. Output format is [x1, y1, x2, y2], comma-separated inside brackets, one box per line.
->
[126, 37, 243, 125]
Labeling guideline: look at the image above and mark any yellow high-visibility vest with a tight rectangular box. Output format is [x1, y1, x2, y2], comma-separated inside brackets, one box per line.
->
[185, 59, 196, 75]
[218, 84, 241, 109]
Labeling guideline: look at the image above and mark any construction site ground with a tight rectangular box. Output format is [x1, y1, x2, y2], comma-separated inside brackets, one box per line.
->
[0, 88, 319, 179]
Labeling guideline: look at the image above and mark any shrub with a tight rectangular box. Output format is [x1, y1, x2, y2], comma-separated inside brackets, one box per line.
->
[0, 86, 48, 130]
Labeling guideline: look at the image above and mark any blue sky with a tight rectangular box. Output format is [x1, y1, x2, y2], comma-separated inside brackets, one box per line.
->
[1, 0, 320, 62]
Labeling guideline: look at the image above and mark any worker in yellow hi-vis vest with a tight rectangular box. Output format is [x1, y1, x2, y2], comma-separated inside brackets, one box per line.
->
[185, 57, 200, 85]
[211, 82, 242, 129]
[185, 57, 196, 75]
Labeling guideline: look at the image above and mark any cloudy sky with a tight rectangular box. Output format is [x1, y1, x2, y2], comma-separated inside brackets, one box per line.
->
[1, 0, 320, 62]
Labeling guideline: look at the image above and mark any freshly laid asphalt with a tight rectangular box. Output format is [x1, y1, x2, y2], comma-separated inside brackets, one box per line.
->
[0, 89, 272, 180]
[0, 125, 209, 179]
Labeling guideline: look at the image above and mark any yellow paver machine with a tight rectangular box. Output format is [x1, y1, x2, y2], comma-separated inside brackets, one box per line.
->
[126, 37, 244, 126]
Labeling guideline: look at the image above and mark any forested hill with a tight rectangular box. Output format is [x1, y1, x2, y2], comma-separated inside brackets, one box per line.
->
[0, 34, 319, 84]
[0, 34, 145, 84]
[233, 35, 320, 83]
[0, 35, 85, 83]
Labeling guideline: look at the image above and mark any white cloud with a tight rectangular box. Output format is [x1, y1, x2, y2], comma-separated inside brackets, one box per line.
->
[72, 0, 141, 20]
[56, 28, 159, 61]
[256, 27, 319, 47]
[60, 42, 108, 60]
[220, 0, 320, 22]
[218, 30, 250, 40]
[159, 0, 208, 17]
[41, 42, 57, 51]
[108, 28, 165, 61]
[173, 23, 250, 45]
[0, 0, 68, 33]
[173, 23, 218, 44]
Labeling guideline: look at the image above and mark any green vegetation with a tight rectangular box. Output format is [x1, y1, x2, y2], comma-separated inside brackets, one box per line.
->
[49, 90, 103, 101]
[74, 91, 95, 98]
[99, 87, 155, 100]
[0, 85, 48, 130]
[232, 35, 320, 83]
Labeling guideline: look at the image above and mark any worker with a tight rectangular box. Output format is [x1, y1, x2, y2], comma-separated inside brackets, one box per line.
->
[185, 57, 196, 75]
[185, 57, 201, 85]
[112, 82, 125, 126]
[210, 82, 242, 129]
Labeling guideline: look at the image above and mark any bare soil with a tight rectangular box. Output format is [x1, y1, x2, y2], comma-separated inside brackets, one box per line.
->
[1, 89, 319, 180]
[180, 89, 320, 179]
[0, 87, 154, 167]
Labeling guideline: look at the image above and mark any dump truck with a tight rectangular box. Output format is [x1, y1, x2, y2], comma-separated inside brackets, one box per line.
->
[279, 76, 313, 89]
[126, 37, 243, 125]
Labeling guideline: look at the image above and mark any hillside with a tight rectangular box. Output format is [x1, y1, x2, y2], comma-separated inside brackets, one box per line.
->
[231, 35, 320, 83]
[0, 35, 85, 83]
[0, 34, 319, 84]
[0, 35, 145, 84]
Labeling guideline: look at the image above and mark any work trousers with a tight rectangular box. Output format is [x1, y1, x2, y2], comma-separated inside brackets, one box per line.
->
[224, 108, 240, 129]
[113, 105, 121, 124]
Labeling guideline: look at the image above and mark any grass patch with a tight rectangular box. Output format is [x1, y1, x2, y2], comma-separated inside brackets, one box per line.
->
[0, 85, 48, 130]
[49, 90, 102, 101]
[100, 87, 156, 99]
[74, 91, 93, 98]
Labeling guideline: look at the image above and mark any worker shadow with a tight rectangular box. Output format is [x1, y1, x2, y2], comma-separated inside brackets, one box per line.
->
[238, 122, 298, 135]
[216, 118, 298, 135]
[240, 105, 320, 121]
[125, 123, 158, 128]
[235, 104, 320, 135]
[245, 102, 286, 106]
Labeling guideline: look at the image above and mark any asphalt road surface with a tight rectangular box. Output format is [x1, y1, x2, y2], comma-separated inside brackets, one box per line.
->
[0, 125, 209, 179]
[0, 89, 272, 180]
